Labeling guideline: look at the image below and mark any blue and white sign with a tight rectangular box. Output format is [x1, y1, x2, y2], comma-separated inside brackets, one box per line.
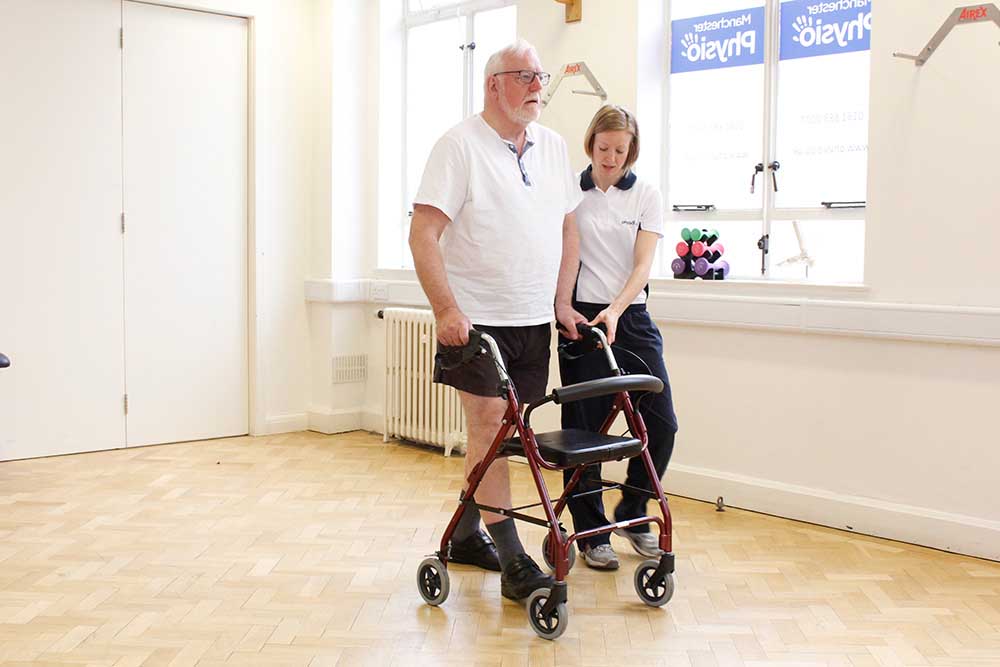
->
[670, 7, 766, 74]
[780, 0, 872, 60]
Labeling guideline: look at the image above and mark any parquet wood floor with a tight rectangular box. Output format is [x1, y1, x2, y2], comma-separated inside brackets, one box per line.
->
[1, 431, 997, 666]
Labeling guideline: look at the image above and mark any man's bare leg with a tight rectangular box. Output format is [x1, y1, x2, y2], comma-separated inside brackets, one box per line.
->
[457, 390, 552, 599]
[459, 391, 512, 523]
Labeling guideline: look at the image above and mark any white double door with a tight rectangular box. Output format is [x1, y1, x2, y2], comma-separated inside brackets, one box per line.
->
[0, 1, 248, 460]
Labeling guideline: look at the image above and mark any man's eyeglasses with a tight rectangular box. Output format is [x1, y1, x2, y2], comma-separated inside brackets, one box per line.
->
[494, 70, 551, 86]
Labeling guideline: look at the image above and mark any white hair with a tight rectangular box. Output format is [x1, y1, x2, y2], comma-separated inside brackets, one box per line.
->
[483, 38, 539, 80]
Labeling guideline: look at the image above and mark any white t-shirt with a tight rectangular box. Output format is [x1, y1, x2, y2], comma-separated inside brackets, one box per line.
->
[574, 166, 664, 305]
[414, 115, 582, 326]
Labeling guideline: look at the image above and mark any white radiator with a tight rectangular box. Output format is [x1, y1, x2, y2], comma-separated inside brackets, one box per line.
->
[382, 308, 466, 456]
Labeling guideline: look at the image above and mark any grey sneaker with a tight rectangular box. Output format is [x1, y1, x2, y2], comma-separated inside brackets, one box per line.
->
[613, 529, 663, 558]
[582, 544, 620, 570]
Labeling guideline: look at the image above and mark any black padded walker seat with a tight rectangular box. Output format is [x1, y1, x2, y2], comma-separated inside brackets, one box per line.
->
[502, 430, 643, 467]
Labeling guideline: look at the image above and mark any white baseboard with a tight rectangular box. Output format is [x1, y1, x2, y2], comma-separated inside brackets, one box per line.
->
[308, 408, 363, 434]
[265, 413, 309, 434]
[666, 464, 1000, 561]
[361, 410, 383, 434]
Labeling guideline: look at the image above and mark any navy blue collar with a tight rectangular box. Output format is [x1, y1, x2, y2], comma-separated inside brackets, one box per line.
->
[580, 165, 637, 192]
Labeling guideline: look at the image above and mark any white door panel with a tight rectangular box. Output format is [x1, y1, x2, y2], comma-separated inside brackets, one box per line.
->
[123, 2, 248, 446]
[0, 0, 125, 461]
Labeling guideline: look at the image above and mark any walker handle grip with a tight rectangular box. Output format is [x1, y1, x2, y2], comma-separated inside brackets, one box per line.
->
[434, 329, 485, 370]
[551, 374, 663, 404]
[557, 321, 606, 359]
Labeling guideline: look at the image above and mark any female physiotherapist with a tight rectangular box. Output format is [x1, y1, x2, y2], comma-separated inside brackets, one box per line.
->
[556, 105, 679, 570]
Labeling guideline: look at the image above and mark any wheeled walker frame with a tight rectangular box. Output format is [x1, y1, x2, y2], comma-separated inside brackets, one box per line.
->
[416, 324, 676, 640]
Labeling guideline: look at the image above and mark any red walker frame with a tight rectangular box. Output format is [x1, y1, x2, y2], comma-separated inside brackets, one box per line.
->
[417, 325, 676, 639]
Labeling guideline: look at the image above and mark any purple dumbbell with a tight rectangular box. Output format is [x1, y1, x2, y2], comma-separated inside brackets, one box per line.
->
[694, 257, 713, 276]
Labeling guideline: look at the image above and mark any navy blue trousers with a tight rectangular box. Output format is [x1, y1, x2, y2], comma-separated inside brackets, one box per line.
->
[558, 303, 678, 548]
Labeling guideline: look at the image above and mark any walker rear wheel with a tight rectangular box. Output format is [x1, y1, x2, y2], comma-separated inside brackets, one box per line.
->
[541, 528, 577, 572]
[417, 557, 450, 606]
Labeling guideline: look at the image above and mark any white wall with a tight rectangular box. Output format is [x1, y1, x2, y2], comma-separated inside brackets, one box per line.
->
[312, 0, 999, 560]
[866, 1, 1000, 307]
[519, 0, 640, 169]
[304, 0, 378, 432]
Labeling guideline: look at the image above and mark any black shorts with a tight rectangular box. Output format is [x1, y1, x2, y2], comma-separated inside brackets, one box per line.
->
[433, 323, 551, 404]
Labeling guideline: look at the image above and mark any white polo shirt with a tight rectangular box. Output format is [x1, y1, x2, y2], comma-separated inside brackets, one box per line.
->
[414, 114, 582, 326]
[574, 166, 664, 305]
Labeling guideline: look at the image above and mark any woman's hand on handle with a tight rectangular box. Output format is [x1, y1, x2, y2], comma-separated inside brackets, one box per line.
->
[588, 305, 621, 345]
[436, 306, 472, 346]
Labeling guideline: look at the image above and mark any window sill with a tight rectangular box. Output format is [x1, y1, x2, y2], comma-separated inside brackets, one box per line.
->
[371, 269, 871, 298]
[648, 276, 870, 300]
[308, 275, 1000, 347]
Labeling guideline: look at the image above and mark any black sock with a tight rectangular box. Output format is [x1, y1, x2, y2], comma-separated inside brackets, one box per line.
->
[453, 496, 481, 542]
[485, 518, 525, 570]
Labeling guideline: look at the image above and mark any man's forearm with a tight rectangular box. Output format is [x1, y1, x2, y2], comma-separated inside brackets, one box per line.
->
[555, 213, 580, 308]
[410, 231, 459, 316]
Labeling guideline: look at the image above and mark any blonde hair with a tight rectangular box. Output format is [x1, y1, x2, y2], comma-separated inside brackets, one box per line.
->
[583, 104, 640, 171]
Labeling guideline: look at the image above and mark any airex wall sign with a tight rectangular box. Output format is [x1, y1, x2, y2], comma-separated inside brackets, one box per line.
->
[780, 0, 872, 60]
[670, 7, 766, 73]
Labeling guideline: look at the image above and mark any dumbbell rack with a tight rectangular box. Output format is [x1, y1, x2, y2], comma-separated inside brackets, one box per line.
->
[671, 228, 729, 280]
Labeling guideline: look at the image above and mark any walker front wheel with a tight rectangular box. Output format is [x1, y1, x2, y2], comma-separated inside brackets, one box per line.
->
[526, 587, 568, 640]
[541, 529, 577, 572]
[633, 559, 674, 607]
[417, 557, 450, 606]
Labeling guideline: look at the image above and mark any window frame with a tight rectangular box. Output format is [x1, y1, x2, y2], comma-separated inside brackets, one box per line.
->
[392, 0, 516, 269]
[661, 0, 870, 282]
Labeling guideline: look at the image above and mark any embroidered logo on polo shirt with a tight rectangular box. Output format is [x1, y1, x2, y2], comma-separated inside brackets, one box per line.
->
[621, 219, 638, 226]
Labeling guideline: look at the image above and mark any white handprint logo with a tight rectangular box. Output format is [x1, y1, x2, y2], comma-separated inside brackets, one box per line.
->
[680, 32, 698, 60]
[791, 15, 813, 44]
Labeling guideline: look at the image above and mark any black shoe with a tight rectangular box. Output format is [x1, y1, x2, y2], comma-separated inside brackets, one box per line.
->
[448, 530, 501, 571]
[500, 553, 554, 600]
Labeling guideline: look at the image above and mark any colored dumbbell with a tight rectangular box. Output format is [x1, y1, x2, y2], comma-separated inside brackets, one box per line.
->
[691, 240, 708, 258]
[681, 227, 693, 242]
[675, 241, 690, 257]
[694, 257, 714, 276]
[704, 229, 720, 245]
[671, 257, 691, 276]
[704, 243, 724, 262]
[714, 260, 730, 278]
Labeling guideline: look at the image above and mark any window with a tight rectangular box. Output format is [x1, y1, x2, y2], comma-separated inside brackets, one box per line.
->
[380, 0, 516, 270]
[663, 0, 870, 283]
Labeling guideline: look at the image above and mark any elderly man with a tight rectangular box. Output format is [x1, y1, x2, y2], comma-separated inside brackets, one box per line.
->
[409, 39, 584, 601]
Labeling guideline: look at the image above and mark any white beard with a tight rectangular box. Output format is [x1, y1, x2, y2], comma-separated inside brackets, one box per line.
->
[499, 94, 540, 125]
